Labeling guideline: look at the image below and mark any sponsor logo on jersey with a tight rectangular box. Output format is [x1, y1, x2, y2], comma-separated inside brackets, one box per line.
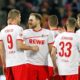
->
[29, 39, 45, 45]
[41, 34, 48, 37]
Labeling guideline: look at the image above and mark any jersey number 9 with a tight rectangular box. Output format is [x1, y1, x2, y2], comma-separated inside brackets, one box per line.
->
[7, 34, 13, 49]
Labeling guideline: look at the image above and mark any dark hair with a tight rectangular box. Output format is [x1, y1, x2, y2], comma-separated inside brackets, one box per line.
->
[30, 13, 42, 22]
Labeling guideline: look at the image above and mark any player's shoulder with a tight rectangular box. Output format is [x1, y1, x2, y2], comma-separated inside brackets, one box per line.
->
[0, 25, 8, 33]
[42, 28, 53, 34]
[22, 29, 32, 35]
[43, 28, 50, 32]
[57, 32, 65, 36]
[17, 25, 23, 29]
[1, 25, 23, 32]
[55, 32, 65, 39]
[42, 29, 55, 37]
[23, 29, 31, 32]
[50, 30, 55, 33]
[13, 25, 23, 30]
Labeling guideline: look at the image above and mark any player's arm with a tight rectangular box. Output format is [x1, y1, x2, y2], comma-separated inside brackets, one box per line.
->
[0, 41, 5, 74]
[51, 46, 58, 75]
[51, 46, 57, 68]
[48, 43, 54, 53]
[17, 39, 39, 52]
[48, 31, 55, 53]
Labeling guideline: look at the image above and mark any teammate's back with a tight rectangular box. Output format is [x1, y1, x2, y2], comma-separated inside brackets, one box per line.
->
[51, 17, 79, 80]
[1, 25, 23, 54]
[55, 31, 79, 75]
[0, 9, 26, 67]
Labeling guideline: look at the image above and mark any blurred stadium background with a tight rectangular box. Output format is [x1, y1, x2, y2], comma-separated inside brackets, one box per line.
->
[0, 0, 80, 29]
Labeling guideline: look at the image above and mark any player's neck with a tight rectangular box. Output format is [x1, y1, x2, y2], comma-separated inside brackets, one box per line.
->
[8, 22, 18, 25]
[33, 25, 42, 32]
[67, 28, 75, 32]
[50, 26, 58, 30]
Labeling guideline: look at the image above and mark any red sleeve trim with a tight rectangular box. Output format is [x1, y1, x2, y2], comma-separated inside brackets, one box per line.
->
[0, 40, 3, 42]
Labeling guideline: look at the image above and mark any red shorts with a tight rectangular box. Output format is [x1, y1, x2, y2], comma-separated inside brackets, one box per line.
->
[79, 66, 80, 79]
[6, 64, 26, 80]
[48, 66, 54, 79]
[59, 74, 78, 80]
[24, 64, 52, 80]
[53, 75, 60, 80]
[48, 66, 60, 80]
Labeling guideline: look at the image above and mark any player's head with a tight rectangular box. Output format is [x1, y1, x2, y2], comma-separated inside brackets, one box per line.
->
[66, 17, 76, 30]
[48, 15, 58, 28]
[77, 13, 80, 27]
[28, 13, 42, 29]
[7, 9, 21, 25]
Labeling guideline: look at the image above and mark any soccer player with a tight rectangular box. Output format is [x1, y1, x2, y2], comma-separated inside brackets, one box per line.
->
[48, 15, 60, 80]
[0, 9, 38, 80]
[17, 13, 54, 80]
[51, 17, 80, 80]
[76, 13, 80, 80]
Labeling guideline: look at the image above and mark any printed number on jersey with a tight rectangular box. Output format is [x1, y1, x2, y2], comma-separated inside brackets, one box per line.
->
[59, 41, 72, 57]
[7, 34, 13, 49]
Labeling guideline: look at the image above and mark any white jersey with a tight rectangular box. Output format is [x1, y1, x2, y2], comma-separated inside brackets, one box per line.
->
[0, 25, 26, 67]
[51, 29, 60, 38]
[17, 28, 54, 66]
[54, 32, 80, 75]
[48, 29, 60, 67]
[76, 29, 80, 65]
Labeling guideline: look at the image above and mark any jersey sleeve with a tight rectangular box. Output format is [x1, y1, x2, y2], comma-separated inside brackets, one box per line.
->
[76, 33, 80, 51]
[17, 27, 24, 41]
[53, 35, 59, 49]
[48, 31, 55, 44]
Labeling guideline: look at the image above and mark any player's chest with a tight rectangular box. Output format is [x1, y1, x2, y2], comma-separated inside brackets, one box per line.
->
[24, 33, 49, 45]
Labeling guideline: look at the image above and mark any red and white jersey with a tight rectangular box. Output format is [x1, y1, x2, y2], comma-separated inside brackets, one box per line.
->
[76, 29, 80, 65]
[48, 29, 60, 67]
[17, 28, 54, 66]
[51, 28, 60, 38]
[54, 32, 80, 75]
[0, 25, 26, 67]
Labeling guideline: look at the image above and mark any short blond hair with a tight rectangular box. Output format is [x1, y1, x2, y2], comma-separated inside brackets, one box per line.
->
[49, 15, 58, 26]
[8, 9, 21, 19]
[67, 17, 76, 28]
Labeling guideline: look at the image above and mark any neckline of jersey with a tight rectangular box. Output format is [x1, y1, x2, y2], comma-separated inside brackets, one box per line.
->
[32, 28, 43, 32]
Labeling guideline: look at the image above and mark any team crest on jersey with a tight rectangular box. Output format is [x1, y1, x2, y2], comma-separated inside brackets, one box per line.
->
[41, 34, 48, 37]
